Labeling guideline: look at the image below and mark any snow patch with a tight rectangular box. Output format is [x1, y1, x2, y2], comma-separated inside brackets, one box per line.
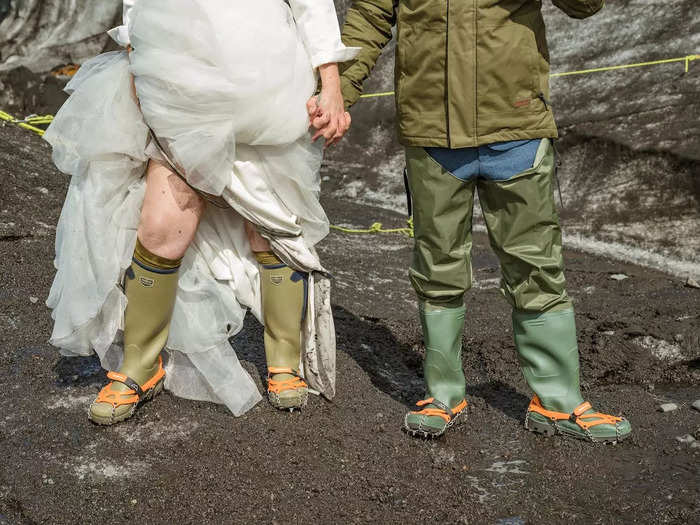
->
[114, 419, 200, 444]
[473, 277, 501, 290]
[634, 336, 684, 363]
[562, 233, 700, 280]
[70, 458, 149, 481]
[45, 393, 94, 410]
[484, 460, 529, 475]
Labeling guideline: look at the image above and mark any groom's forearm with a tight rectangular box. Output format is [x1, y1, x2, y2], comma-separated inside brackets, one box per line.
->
[338, 0, 397, 109]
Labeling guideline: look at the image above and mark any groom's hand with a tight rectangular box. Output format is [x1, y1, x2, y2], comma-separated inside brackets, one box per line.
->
[308, 95, 352, 149]
[308, 63, 352, 149]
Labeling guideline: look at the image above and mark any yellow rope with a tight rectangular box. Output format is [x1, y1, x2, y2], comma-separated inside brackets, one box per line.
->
[0, 110, 53, 136]
[550, 54, 699, 77]
[1, 53, 697, 236]
[330, 218, 414, 237]
[360, 53, 699, 98]
[359, 91, 397, 99]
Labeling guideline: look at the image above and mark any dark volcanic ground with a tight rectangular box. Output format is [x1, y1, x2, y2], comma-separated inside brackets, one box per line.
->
[1, 123, 700, 524]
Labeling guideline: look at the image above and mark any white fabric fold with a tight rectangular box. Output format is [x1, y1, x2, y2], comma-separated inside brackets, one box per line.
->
[45, 0, 339, 416]
[107, 0, 136, 47]
[288, 0, 361, 68]
[108, 0, 360, 68]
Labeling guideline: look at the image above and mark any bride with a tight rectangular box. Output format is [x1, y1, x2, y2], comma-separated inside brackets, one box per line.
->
[44, 0, 359, 424]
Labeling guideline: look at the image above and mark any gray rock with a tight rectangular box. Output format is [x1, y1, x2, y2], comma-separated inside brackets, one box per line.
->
[659, 403, 679, 412]
[610, 274, 629, 281]
[676, 434, 696, 444]
[692, 400, 700, 412]
[0, 0, 119, 74]
[686, 277, 700, 289]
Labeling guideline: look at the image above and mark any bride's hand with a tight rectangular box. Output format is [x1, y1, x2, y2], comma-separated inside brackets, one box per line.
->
[309, 63, 351, 149]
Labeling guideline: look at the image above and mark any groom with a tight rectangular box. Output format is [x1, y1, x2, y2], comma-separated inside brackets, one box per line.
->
[321, 0, 632, 442]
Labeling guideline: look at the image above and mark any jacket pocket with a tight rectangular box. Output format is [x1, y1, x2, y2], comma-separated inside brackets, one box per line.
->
[476, 15, 541, 116]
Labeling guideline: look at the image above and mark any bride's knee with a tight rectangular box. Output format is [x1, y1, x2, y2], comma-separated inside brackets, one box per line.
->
[138, 204, 199, 260]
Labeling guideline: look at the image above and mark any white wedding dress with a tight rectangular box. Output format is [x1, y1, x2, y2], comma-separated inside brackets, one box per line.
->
[44, 0, 359, 415]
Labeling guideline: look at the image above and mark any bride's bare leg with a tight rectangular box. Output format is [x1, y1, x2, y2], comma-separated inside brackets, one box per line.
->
[89, 160, 205, 425]
[245, 221, 309, 410]
[245, 220, 271, 253]
[139, 160, 206, 259]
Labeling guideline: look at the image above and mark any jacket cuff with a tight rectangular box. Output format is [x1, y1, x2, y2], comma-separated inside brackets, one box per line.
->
[340, 75, 363, 110]
[311, 47, 362, 70]
[107, 25, 130, 47]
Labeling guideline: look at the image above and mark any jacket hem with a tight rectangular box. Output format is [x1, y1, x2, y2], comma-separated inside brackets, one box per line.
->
[399, 128, 559, 148]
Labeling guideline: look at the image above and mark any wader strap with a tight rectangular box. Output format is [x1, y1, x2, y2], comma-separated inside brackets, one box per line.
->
[403, 166, 413, 217]
[551, 139, 564, 209]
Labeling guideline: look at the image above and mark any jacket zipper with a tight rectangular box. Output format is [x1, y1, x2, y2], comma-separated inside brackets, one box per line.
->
[473, 0, 478, 145]
[445, 0, 451, 147]
[538, 92, 550, 111]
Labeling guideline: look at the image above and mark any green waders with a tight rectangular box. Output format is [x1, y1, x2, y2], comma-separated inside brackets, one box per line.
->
[255, 251, 309, 411]
[403, 303, 468, 437]
[89, 240, 180, 425]
[404, 139, 631, 441]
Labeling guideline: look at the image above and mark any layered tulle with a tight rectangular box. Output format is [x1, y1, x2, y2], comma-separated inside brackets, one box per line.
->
[129, 0, 316, 196]
[44, 0, 346, 415]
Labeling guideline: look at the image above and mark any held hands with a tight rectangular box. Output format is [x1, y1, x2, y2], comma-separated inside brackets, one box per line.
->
[308, 63, 351, 149]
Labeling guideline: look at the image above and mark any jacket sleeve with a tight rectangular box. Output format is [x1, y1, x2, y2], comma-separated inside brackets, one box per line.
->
[288, 0, 361, 69]
[338, 0, 397, 108]
[551, 0, 605, 19]
[107, 0, 137, 47]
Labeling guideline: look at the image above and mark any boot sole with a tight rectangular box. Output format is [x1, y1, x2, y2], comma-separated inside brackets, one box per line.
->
[525, 413, 632, 444]
[88, 377, 165, 426]
[268, 389, 309, 412]
[403, 408, 466, 439]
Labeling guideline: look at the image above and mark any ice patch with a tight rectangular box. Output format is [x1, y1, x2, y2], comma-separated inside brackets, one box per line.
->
[473, 277, 501, 290]
[562, 233, 700, 280]
[0, 314, 18, 330]
[45, 393, 94, 409]
[634, 335, 684, 362]
[484, 460, 529, 475]
[114, 419, 200, 444]
[466, 475, 492, 504]
[70, 458, 149, 481]
[429, 448, 456, 465]
[610, 273, 629, 281]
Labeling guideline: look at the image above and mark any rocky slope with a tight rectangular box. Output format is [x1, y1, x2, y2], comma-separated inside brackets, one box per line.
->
[1, 0, 698, 274]
[1, 123, 699, 524]
[326, 0, 700, 273]
[0, 0, 118, 73]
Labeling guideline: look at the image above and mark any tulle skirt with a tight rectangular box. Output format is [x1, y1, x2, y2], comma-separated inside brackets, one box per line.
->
[44, 0, 336, 416]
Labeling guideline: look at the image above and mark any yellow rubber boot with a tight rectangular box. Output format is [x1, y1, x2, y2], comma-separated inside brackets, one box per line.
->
[89, 240, 180, 425]
[256, 251, 309, 411]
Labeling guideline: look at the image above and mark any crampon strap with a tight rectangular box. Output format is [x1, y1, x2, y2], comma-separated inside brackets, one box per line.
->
[410, 397, 468, 423]
[267, 367, 308, 394]
[527, 395, 623, 430]
[95, 356, 165, 408]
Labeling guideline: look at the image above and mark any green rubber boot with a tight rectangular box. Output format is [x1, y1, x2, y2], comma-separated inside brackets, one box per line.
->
[514, 309, 631, 442]
[257, 251, 309, 411]
[89, 240, 179, 425]
[404, 304, 468, 438]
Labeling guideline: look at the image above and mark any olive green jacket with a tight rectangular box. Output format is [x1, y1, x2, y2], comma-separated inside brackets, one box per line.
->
[339, 0, 605, 147]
